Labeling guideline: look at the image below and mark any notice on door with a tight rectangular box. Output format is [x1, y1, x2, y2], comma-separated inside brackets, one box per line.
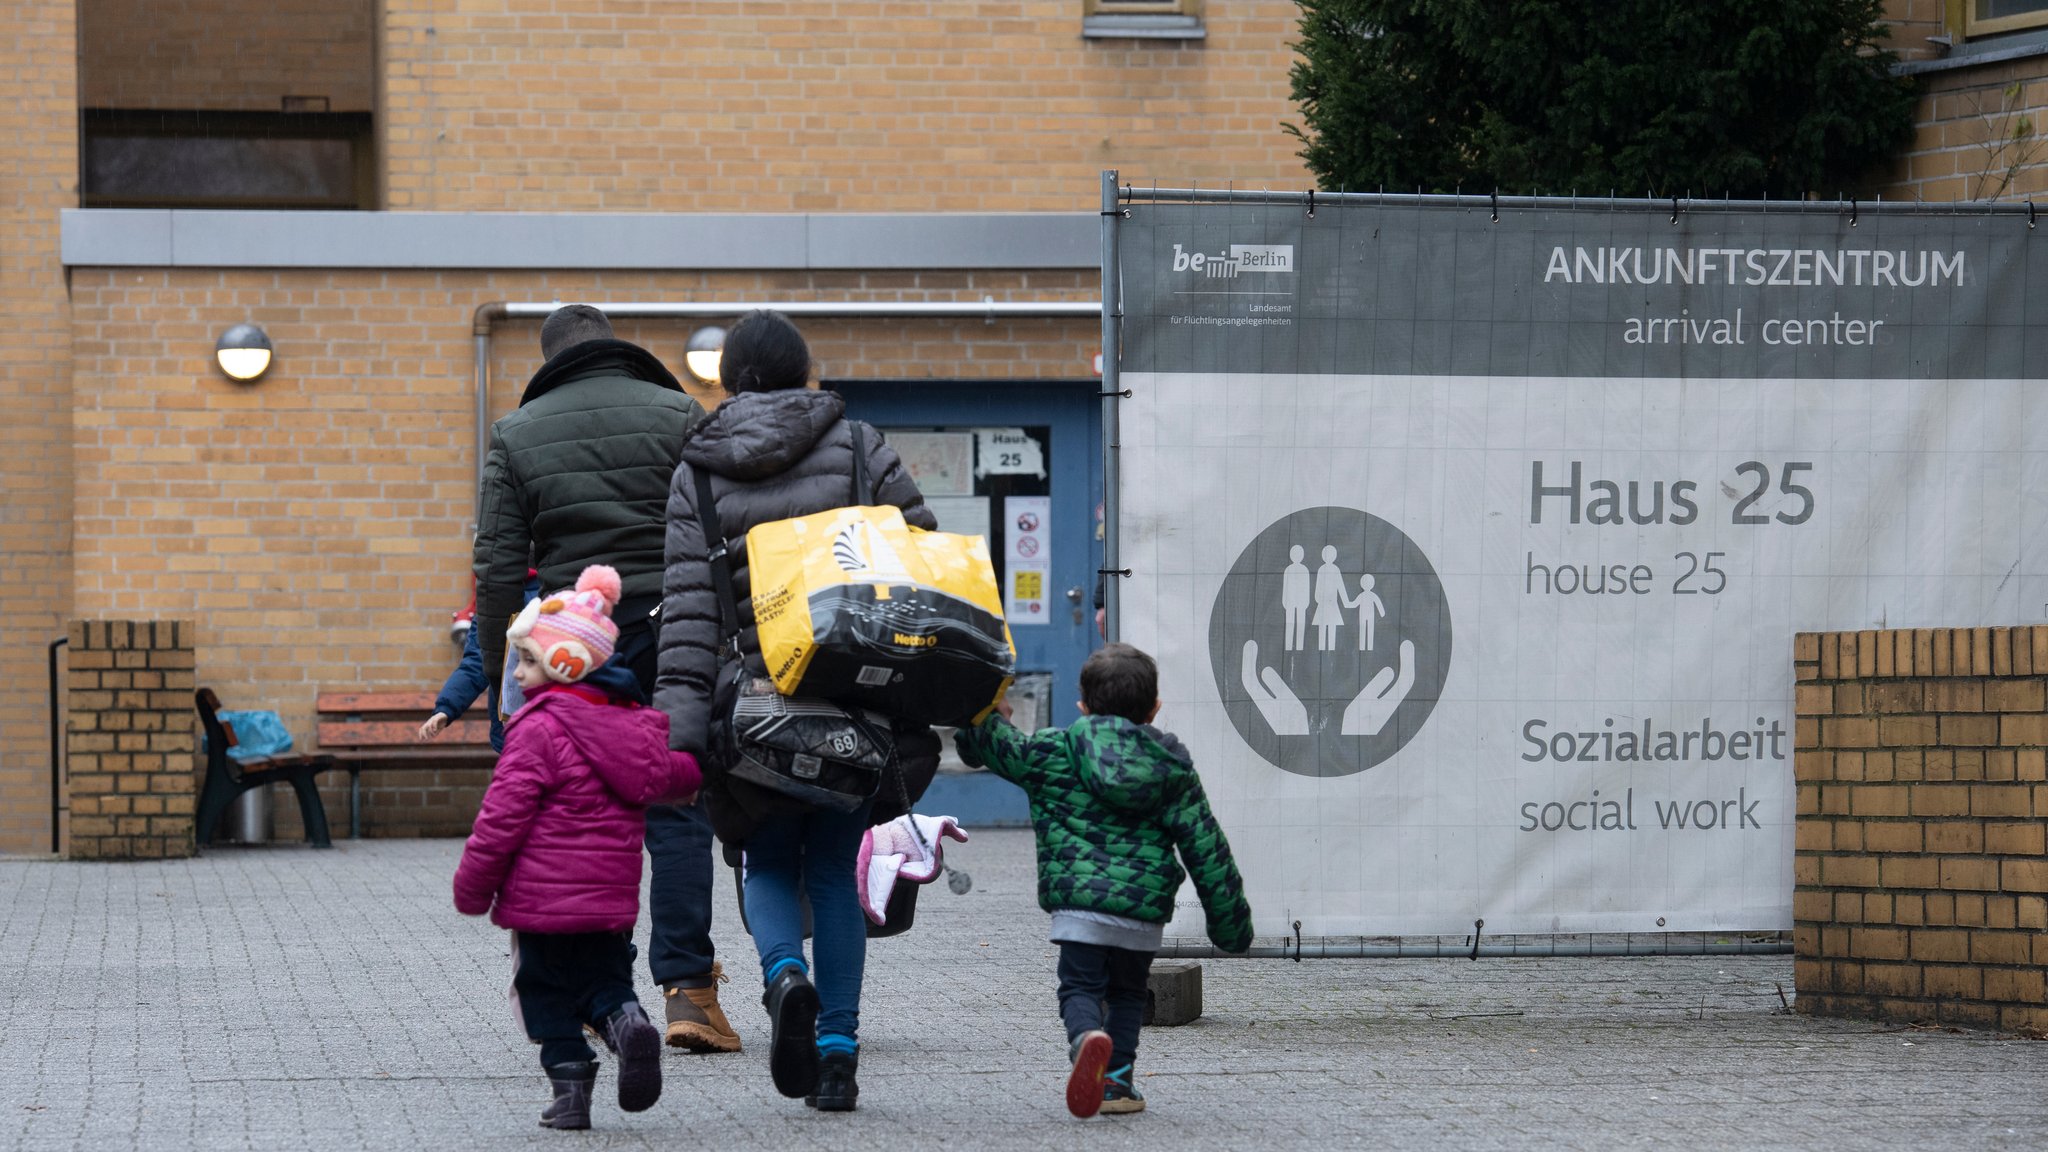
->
[1006, 495, 1052, 625]
[977, 428, 1047, 479]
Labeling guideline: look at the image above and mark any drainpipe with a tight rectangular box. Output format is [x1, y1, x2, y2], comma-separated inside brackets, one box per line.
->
[471, 303, 506, 523]
[48, 635, 67, 855]
[468, 298, 1103, 505]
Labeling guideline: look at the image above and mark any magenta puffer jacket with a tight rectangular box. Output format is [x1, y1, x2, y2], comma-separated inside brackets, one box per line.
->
[453, 683, 700, 934]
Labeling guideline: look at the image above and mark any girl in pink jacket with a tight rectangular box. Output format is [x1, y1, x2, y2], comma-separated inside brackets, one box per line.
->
[453, 566, 701, 1131]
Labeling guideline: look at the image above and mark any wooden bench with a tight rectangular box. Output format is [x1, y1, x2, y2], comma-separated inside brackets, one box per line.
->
[314, 691, 498, 839]
[195, 688, 338, 849]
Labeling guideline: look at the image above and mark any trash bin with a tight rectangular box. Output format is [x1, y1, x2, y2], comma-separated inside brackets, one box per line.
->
[228, 786, 273, 844]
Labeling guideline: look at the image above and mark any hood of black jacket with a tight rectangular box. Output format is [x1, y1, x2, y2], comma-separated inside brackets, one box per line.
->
[679, 388, 846, 481]
[519, 338, 682, 406]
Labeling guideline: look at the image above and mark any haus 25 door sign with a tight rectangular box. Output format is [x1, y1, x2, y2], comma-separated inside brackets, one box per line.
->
[1207, 506, 1452, 778]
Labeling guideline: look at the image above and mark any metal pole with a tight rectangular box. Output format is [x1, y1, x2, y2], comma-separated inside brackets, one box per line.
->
[1099, 170, 1123, 641]
[1158, 936, 1791, 959]
[48, 636, 67, 855]
[1112, 187, 2036, 218]
[501, 299, 1103, 320]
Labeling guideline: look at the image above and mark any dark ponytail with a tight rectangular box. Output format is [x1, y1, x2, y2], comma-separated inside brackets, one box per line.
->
[720, 309, 812, 394]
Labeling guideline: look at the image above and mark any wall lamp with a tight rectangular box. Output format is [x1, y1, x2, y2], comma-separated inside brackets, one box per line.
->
[215, 323, 274, 382]
[683, 325, 726, 386]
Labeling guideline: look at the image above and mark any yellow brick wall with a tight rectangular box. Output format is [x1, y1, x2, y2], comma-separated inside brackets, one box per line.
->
[65, 621, 198, 860]
[1872, 2, 2048, 202]
[1793, 628, 2048, 1035]
[78, 0, 375, 112]
[0, 2, 77, 854]
[380, 0, 1311, 211]
[1870, 59, 2048, 202]
[68, 268, 1097, 769]
[1883, 0, 1949, 66]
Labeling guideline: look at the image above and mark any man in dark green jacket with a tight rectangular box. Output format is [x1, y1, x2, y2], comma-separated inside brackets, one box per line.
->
[471, 305, 739, 1053]
[956, 643, 1251, 1119]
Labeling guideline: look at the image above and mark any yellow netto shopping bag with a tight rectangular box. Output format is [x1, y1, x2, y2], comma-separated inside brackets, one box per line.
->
[747, 504, 1016, 727]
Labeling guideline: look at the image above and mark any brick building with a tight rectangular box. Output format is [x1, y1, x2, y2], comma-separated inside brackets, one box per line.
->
[3, 1, 2046, 853]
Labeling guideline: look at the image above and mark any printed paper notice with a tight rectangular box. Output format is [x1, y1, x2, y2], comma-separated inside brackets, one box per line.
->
[887, 432, 974, 496]
[1007, 562, 1050, 624]
[1004, 495, 1053, 626]
[976, 428, 1047, 479]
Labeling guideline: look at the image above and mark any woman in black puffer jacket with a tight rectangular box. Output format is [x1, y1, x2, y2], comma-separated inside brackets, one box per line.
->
[654, 310, 937, 1113]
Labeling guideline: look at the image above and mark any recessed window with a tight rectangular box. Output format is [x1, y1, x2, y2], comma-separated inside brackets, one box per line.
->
[80, 109, 373, 209]
[1967, 0, 2048, 36]
[1082, 0, 1205, 41]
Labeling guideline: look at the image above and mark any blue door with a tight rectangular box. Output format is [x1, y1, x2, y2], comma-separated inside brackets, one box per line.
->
[830, 379, 1103, 824]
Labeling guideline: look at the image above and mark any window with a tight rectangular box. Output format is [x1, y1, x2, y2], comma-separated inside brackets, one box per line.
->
[1081, 0, 1205, 41]
[1966, 0, 2048, 37]
[80, 109, 374, 210]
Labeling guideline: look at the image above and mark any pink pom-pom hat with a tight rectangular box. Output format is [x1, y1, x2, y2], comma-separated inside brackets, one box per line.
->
[506, 564, 622, 684]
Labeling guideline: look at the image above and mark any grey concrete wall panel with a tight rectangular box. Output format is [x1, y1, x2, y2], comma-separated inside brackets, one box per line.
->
[60, 209, 172, 265]
[803, 214, 1099, 269]
[60, 210, 1098, 271]
[1120, 200, 2048, 380]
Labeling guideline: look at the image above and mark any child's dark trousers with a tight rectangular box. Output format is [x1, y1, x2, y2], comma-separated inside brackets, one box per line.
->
[513, 930, 639, 1069]
[1056, 941, 1154, 1072]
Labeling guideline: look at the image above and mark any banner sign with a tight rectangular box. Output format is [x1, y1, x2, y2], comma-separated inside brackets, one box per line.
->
[1117, 201, 2048, 936]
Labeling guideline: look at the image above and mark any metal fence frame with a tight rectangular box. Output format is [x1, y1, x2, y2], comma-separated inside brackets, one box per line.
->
[1095, 174, 2048, 957]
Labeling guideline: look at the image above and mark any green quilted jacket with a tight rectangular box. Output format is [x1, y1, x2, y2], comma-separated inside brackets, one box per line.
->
[955, 714, 1253, 953]
[472, 339, 704, 683]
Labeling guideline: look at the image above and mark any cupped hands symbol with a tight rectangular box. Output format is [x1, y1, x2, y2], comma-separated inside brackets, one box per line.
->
[1240, 639, 1417, 737]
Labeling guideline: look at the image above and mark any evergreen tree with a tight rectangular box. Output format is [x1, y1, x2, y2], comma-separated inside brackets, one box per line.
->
[1287, 0, 1916, 198]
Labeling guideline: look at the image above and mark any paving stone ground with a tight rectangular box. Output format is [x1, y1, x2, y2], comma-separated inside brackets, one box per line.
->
[2, 830, 2043, 1151]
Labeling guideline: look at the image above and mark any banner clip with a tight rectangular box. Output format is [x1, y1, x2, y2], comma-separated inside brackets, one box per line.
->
[1490, 191, 1498, 223]
[1305, 189, 1315, 219]
[1469, 918, 1484, 961]
[1096, 567, 1131, 579]
[2030, 200, 2037, 230]
[1097, 388, 1131, 398]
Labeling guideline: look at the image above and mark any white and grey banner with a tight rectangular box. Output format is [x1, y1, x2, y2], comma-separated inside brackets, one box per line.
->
[1117, 202, 2048, 936]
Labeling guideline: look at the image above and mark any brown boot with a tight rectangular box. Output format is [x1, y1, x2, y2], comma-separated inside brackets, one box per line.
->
[663, 960, 742, 1052]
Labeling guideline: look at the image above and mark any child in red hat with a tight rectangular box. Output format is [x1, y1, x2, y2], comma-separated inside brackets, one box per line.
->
[453, 565, 702, 1131]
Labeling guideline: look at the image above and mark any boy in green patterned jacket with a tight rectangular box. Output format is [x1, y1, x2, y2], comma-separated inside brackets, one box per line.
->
[956, 643, 1252, 1119]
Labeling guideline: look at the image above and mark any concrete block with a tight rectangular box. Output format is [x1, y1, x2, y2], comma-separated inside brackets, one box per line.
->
[1144, 959, 1203, 1026]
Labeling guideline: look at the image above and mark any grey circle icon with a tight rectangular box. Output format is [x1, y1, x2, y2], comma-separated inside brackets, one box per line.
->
[1207, 507, 1451, 777]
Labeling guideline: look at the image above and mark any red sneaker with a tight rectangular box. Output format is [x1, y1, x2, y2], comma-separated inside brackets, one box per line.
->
[1065, 1030, 1112, 1118]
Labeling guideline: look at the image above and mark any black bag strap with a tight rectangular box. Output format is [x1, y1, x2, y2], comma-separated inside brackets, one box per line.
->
[850, 419, 871, 505]
[692, 464, 742, 653]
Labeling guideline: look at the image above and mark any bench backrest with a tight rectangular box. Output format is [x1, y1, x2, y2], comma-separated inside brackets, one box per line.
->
[195, 687, 251, 782]
[315, 690, 493, 749]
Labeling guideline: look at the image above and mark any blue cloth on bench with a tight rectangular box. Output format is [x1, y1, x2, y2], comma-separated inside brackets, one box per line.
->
[206, 710, 295, 762]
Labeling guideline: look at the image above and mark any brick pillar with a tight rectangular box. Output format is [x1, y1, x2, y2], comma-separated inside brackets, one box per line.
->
[1793, 627, 2048, 1035]
[66, 621, 198, 859]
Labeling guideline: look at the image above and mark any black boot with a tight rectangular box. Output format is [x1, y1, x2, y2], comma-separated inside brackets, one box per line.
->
[539, 1061, 596, 1130]
[805, 1051, 859, 1112]
[601, 1002, 663, 1114]
[762, 967, 820, 1099]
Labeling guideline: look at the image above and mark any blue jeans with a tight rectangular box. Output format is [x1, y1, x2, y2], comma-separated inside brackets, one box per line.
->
[645, 802, 718, 985]
[1057, 942, 1153, 1073]
[742, 801, 873, 1042]
[601, 618, 718, 988]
